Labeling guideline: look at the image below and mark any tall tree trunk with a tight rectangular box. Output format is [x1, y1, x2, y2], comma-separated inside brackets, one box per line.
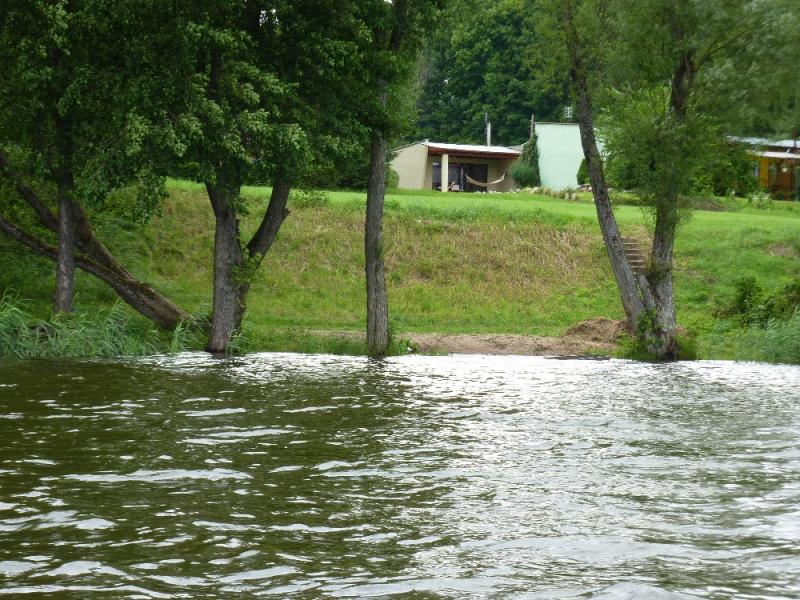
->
[563, 0, 645, 331]
[206, 183, 245, 354]
[643, 51, 696, 360]
[53, 180, 75, 315]
[204, 180, 292, 354]
[365, 90, 390, 357]
[648, 205, 678, 358]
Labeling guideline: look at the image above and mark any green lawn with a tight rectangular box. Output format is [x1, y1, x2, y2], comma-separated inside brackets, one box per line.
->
[2, 180, 799, 357]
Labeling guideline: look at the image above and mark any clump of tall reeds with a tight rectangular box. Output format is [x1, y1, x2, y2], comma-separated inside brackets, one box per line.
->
[0, 294, 193, 359]
[732, 310, 800, 364]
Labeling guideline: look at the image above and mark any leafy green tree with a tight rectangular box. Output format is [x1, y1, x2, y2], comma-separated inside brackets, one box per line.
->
[415, 0, 568, 146]
[149, 1, 390, 353]
[0, 0, 191, 327]
[535, 0, 800, 359]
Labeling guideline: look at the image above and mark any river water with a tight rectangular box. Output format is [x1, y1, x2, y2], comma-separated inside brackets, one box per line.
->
[1, 353, 800, 598]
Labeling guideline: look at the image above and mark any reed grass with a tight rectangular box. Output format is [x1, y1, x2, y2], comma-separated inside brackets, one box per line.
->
[705, 309, 800, 364]
[0, 294, 192, 359]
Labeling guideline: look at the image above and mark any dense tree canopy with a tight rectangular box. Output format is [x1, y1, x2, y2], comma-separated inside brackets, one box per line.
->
[414, 0, 569, 146]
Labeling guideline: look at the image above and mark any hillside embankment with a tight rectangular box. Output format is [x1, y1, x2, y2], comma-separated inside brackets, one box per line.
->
[2, 181, 799, 359]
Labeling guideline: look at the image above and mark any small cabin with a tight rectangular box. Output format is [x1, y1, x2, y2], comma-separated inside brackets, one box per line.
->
[390, 123, 587, 193]
[391, 141, 520, 193]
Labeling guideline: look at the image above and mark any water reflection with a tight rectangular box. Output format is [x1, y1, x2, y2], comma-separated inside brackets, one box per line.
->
[0, 354, 799, 598]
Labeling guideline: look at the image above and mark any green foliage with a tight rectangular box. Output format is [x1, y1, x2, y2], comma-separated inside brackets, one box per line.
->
[387, 169, 400, 189]
[693, 142, 759, 198]
[415, 0, 568, 146]
[0, 294, 175, 359]
[577, 159, 589, 186]
[600, 86, 717, 222]
[510, 136, 541, 187]
[0, 1, 170, 213]
[706, 310, 800, 365]
[289, 189, 329, 209]
[719, 276, 800, 327]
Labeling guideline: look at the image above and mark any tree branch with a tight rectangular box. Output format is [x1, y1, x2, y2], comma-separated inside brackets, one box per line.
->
[246, 179, 291, 260]
[0, 151, 59, 232]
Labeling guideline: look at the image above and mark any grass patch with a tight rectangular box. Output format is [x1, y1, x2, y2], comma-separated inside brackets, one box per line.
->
[2, 179, 799, 359]
[704, 311, 800, 364]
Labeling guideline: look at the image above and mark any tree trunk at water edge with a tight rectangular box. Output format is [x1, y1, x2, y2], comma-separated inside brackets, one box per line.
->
[54, 186, 75, 315]
[365, 124, 390, 357]
[206, 184, 245, 354]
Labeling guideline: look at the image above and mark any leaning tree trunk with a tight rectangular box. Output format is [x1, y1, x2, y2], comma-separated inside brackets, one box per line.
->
[54, 180, 76, 315]
[0, 153, 193, 329]
[206, 183, 246, 354]
[562, 0, 690, 361]
[365, 111, 390, 357]
[0, 214, 193, 330]
[563, 0, 646, 331]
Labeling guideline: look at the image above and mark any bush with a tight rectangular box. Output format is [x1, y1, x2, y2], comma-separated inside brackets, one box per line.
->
[708, 309, 800, 364]
[289, 189, 329, 208]
[719, 276, 800, 326]
[387, 169, 400, 189]
[511, 135, 540, 188]
[511, 161, 539, 188]
[577, 158, 588, 185]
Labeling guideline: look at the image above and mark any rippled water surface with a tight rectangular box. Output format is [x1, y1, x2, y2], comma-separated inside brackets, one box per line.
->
[1, 353, 800, 598]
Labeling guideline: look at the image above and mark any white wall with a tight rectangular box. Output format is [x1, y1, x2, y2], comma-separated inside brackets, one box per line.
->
[535, 123, 589, 190]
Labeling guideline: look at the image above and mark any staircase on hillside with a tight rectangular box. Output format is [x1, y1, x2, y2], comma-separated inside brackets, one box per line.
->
[621, 237, 648, 275]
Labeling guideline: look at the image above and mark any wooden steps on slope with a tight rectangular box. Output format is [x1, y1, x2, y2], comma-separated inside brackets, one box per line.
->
[621, 237, 648, 274]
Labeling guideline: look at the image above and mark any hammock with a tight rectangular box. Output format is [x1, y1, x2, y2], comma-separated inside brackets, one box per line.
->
[465, 173, 506, 187]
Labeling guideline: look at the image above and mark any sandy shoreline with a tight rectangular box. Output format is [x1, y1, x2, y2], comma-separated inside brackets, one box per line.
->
[313, 317, 627, 356]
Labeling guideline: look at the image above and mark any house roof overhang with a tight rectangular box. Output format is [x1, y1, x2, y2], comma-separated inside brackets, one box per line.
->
[423, 142, 521, 160]
[755, 150, 800, 161]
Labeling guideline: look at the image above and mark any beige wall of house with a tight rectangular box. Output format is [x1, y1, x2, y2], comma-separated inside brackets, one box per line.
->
[392, 144, 428, 189]
[392, 143, 517, 192]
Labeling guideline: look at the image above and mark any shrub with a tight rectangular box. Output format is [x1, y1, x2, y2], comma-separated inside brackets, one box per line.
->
[289, 189, 329, 208]
[719, 276, 800, 326]
[511, 135, 540, 188]
[577, 158, 588, 185]
[387, 169, 400, 189]
[511, 161, 539, 188]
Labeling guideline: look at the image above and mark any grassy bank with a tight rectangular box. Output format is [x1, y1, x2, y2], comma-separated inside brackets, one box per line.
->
[1, 179, 799, 359]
